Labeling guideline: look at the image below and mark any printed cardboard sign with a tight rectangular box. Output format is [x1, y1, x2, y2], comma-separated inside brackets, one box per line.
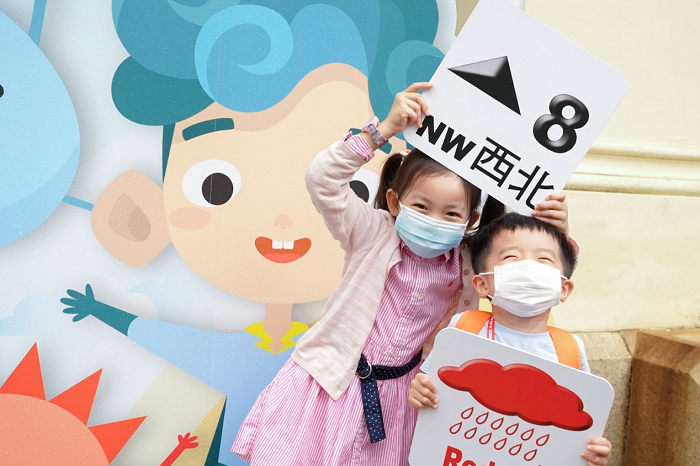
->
[409, 328, 614, 466]
[403, 0, 627, 214]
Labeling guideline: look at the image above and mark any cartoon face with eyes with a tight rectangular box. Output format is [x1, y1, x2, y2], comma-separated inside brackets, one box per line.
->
[164, 65, 397, 304]
[92, 65, 404, 350]
[92, 0, 448, 351]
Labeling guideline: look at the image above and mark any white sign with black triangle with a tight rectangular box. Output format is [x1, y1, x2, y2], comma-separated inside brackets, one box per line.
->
[403, 0, 627, 214]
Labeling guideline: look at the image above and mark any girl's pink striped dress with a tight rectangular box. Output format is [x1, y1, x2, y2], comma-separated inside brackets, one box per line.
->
[232, 243, 461, 465]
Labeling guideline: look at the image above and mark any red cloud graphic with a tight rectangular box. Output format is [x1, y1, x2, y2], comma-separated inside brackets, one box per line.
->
[438, 359, 593, 431]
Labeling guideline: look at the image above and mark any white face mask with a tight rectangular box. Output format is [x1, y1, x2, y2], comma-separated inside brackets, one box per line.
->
[480, 260, 567, 318]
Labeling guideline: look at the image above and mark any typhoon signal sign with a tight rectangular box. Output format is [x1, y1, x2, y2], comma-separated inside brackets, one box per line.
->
[403, 0, 627, 214]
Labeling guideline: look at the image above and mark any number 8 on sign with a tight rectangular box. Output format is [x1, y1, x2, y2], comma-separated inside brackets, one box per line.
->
[533, 94, 590, 153]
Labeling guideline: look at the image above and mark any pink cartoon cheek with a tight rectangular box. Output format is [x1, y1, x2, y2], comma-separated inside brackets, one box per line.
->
[168, 207, 211, 230]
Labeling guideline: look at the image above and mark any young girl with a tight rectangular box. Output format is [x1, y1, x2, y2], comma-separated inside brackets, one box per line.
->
[232, 83, 571, 465]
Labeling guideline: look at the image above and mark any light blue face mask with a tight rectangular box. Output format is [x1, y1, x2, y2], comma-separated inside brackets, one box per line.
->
[394, 203, 467, 258]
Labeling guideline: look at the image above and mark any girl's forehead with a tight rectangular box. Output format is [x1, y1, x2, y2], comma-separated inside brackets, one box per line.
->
[403, 172, 469, 203]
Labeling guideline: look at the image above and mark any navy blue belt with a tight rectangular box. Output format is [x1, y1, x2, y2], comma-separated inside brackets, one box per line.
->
[356, 349, 422, 443]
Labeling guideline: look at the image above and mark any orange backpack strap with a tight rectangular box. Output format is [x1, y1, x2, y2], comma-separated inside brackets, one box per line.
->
[547, 326, 582, 370]
[455, 310, 492, 334]
[456, 312, 582, 370]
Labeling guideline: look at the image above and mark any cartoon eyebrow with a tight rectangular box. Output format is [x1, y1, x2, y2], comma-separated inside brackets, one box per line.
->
[182, 118, 234, 141]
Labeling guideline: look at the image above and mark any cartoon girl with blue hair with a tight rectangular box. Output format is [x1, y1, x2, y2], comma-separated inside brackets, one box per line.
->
[64, 1, 456, 463]
[75, 0, 454, 350]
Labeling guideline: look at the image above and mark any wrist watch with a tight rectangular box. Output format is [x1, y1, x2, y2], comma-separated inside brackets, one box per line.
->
[362, 116, 388, 148]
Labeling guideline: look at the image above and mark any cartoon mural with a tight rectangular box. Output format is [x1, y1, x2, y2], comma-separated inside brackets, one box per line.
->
[0, 336, 227, 465]
[82, 0, 454, 350]
[1, 344, 146, 465]
[1, 0, 464, 464]
[0, 3, 80, 246]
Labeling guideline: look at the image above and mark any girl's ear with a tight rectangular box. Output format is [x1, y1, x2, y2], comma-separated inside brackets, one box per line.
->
[386, 189, 400, 217]
[560, 279, 574, 303]
[471, 274, 491, 299]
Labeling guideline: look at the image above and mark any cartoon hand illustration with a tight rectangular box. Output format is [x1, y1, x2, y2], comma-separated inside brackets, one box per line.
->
[177, 432, 199, 450]
[61, 284, 137, 336]
[61, 285, 98, 321]
[160, 432, 199, 466]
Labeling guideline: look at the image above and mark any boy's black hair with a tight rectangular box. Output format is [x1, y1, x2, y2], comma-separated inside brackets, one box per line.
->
[467, 213, 577, 278]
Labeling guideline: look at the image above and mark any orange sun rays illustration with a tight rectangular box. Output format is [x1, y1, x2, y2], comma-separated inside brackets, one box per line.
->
[0, 344, 145, 465]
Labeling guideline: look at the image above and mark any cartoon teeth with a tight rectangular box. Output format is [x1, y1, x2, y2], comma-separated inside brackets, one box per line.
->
[271, 240, 296, 250]
[254, 236, 312, 263]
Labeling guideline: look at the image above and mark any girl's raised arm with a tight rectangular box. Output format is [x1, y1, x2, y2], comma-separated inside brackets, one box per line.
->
[360, 82, 434, 151]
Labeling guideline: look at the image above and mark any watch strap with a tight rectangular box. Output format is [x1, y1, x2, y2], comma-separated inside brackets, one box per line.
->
[362, 117, 388, 148]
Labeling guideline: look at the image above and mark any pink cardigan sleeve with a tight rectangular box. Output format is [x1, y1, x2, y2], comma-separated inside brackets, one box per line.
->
[305, 139, 387, 252]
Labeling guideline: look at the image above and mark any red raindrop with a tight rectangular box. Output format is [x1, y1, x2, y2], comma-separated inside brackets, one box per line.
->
[464, 427, 477, 440]
[536, 434, 550, 446]
[509, 443, 522, 456]
[476, 412, 489, 424]
[461, 407, 474, 419]
[449, 422, 463, 434]
[506, 422, 519, 435]
[491, 417, 504, 430]
[479, 432, 492, 445]
[524, 449, 538, 461]
[494, 438, 507, 450]
[521, 428, 534, 441]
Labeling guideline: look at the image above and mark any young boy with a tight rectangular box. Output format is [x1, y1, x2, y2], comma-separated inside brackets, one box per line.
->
[409, 213, 612, 466]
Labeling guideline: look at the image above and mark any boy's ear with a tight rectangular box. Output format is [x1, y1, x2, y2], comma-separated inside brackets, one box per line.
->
[386, 189, 400, 216]
[560, 279, 574, 303]
[471, 274, 491, 299]
[91, 169, 171, 267]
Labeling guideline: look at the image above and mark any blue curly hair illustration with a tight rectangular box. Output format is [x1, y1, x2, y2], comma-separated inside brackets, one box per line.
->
[111, 0, 450, 171]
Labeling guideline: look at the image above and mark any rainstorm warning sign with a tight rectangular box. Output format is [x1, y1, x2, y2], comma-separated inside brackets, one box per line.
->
[409, 329, 614, 466]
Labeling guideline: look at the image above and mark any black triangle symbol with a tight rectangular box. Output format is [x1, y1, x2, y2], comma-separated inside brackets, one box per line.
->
[449, 56, 521, 115]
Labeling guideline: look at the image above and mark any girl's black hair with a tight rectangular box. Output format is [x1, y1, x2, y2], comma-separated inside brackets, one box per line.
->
[478, 195, 506, 231]
[374, 148, 487, 235]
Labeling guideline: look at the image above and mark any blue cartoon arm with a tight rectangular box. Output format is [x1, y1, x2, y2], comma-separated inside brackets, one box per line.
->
[61, 284, 137, 335]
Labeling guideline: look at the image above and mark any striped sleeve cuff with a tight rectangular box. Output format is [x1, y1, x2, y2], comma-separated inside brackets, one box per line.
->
[343, 132, 375, 162]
